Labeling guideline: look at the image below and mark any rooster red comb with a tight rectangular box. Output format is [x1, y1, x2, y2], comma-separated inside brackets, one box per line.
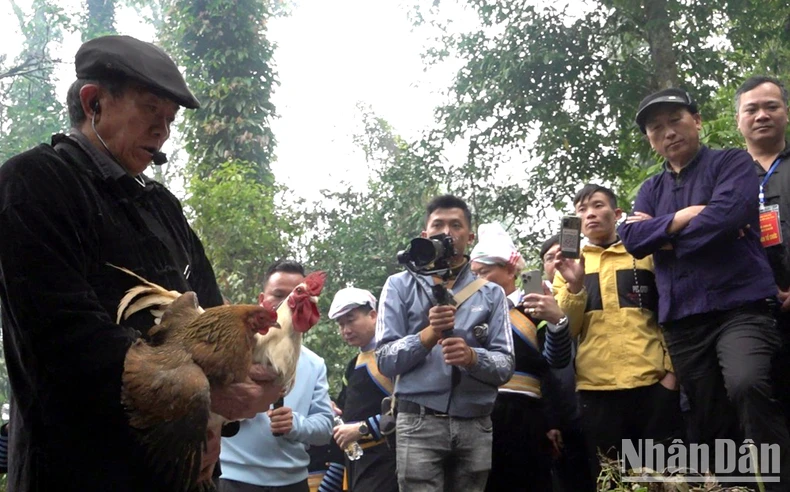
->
[288, 271, 327, 333]
[303, 271, 327, 296]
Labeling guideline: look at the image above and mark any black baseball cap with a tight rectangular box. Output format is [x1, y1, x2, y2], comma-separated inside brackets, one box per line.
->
[634, 88, 698, 134]
[75, 35, 200, 109]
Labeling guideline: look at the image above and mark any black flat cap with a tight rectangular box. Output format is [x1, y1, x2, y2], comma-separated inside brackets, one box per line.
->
[75, 35, 200, 109]
[634, 88, 697, 134]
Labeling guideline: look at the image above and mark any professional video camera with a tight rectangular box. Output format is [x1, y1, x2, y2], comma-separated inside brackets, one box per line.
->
[397, 233, 459, 337]
[396, 233, 456, 276]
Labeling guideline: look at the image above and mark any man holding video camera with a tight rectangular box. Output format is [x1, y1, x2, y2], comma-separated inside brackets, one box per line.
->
[375, 195, 514, 492]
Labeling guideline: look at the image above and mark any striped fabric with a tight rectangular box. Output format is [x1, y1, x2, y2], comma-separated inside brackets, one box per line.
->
[0, 423, 8, 473]
[316, 462, 345, 492]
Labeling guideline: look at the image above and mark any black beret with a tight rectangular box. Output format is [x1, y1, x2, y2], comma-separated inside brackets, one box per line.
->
[634, 87, 698, 134]
[75, 35, 200, 109]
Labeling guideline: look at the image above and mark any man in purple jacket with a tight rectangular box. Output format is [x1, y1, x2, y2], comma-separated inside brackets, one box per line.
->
[618, 88, 790, 488]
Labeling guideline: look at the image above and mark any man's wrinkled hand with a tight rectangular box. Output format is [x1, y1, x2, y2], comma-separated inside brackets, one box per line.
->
[268, 406, 293, 435]
[428, 305, 456, 336]
[197, 421, 222, 483]
[248, 364, 277, 385]
[333, 423, 362, 450]
[439, 337, 476, 367]
[211, 365, 283, 420]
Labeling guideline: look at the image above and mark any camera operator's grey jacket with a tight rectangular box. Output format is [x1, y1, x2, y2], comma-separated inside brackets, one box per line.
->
[375, 263, 514, 418]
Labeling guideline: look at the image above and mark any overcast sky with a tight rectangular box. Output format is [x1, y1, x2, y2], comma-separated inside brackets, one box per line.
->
[0, 0, 478, 200]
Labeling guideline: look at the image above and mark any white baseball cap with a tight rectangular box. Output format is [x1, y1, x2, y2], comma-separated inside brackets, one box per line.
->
[328, 288, 377, 320]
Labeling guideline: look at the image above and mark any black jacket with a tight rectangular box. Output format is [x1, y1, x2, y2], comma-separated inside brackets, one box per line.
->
[0, 133, 222, 491]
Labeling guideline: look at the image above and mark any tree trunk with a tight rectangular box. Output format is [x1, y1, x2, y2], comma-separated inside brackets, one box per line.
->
[642, 0, 678, 88]
[84, 0, 116, 41]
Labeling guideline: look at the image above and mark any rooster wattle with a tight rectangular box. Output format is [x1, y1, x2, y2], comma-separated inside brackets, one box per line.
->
[112, 266, 280, 492]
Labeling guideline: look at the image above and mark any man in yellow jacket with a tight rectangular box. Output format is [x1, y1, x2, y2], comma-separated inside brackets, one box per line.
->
[553, 184, 681, 478]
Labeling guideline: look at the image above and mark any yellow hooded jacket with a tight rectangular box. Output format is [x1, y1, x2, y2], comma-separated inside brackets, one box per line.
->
[553, 241, 672, 391]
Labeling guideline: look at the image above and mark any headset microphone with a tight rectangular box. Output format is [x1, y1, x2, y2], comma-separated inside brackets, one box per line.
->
[151, 151, 168, 165]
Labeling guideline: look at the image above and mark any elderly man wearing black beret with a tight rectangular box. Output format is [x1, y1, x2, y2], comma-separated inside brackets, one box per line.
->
[0, 35, 282, 492]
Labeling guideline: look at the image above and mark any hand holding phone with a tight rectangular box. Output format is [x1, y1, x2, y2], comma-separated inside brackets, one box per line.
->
[520, 269, 543, 295]
[560, 216, 582, 259]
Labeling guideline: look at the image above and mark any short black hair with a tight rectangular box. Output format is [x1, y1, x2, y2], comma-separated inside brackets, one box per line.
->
[66, 77, 129, 127]
[539, 234, 559, 260]
[735, 75, 789, 112]
[425, 194, 473, 229]
[573, 184, 618, 209]
[263, 260, 305, 288]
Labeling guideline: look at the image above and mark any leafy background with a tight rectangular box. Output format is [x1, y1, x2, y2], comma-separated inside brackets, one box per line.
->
[1, 1, 789, 488]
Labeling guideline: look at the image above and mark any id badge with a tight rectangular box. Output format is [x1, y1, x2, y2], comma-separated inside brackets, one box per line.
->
[759, 204, 783, 248]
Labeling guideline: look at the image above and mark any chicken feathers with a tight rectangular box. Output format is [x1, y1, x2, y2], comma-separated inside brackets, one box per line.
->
[112, 266, 278, 492]
[252, 271, 327, 394]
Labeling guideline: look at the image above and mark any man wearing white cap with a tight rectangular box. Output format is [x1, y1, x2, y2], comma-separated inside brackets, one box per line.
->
[470, 222, 572, 492]
[329, 288, 397, 492]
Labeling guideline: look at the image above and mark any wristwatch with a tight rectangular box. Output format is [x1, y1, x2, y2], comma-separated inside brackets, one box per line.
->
[358, 422, 369, 436]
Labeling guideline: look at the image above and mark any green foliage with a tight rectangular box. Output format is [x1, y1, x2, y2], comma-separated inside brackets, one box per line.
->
[163, 0, 291, 303]
[163, 0, 277, 184]
[413, 0, 790, 219]
[0, 0, 71, 164]
[303, 105, 556, 388]
[185, 160, 297, 303]
[303, 106, 444, 301]
[83, 0, 117, 40]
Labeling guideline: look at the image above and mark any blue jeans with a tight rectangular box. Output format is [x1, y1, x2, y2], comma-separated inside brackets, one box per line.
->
[396, 409, 492, 492]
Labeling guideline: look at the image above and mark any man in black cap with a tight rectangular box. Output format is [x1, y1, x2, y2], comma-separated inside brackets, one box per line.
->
[0, 35, 281, 492]
[619, 87, 790, 487]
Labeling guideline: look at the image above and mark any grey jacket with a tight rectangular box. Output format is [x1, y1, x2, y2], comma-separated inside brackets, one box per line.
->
[375, 263, 514, 418]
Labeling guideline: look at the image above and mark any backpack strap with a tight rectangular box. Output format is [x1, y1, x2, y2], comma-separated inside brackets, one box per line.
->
[453, 278, 488, 306]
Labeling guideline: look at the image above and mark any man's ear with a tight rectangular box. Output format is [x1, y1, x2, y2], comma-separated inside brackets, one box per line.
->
[468, 232, 475, 244]
[420, 230, 427, 238]
[257, 292, 265, 306]
[692, 112, 703, 131]
[615, 208, 623, 221]
[79, 84, 101, 119]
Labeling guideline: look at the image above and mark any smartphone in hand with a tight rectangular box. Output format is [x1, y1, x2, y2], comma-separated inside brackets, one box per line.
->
[560, 216, 582, 259]
[520, 269, 544, 295]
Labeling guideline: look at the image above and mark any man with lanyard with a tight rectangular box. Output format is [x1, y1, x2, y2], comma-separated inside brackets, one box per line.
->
[376, 194, 514, 492]
[555, 184, 680, 479]
[619, 87, 790, 487]
[735, 75, 790, 427]
[329, 288, 397, 492]
[469, 222, 571, 492]
[0, 35, 280, 492]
